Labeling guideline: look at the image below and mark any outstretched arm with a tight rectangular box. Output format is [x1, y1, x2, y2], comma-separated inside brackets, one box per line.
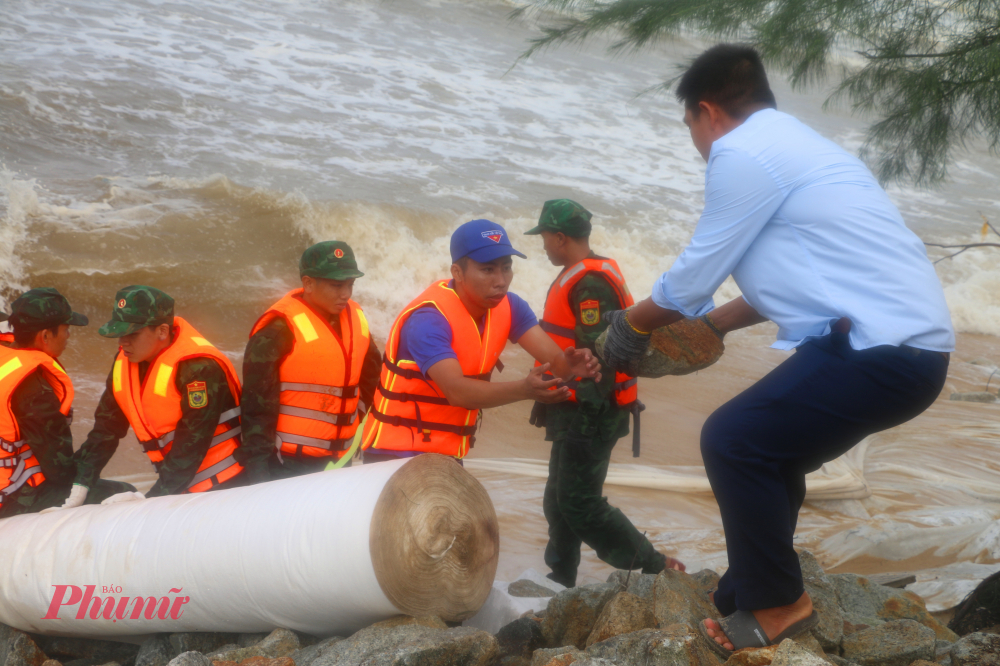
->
[516, 325, 602, 382]
[426, 358, 572, 410]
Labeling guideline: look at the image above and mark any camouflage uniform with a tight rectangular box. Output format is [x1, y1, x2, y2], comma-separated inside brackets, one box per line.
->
[526, 200, 666, 587]
[0, 288, 134, 518]
[73, 286, 246, 497]
[241, 241, 381, 481]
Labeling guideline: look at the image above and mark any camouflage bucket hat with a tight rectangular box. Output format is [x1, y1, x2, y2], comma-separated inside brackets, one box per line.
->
[98, 285, 175, 338]
[524, 199, 593, 237]
[299, 241, 365, 280]
[0, 288, 88, 331]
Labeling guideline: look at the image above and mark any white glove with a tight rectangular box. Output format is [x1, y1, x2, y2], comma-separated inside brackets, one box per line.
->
[40, 484, 89, 513]
[101, 491, 146, 505]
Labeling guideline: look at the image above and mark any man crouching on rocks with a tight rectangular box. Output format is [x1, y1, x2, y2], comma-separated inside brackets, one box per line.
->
[599, 44, 953, 659]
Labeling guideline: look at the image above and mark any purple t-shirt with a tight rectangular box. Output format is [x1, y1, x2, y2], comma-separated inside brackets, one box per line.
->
[396, 290, 537, 375]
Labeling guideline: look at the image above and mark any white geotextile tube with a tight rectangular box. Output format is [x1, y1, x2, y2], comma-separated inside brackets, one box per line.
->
[464, 438, 872, 501]
[0, 455, 499, 639]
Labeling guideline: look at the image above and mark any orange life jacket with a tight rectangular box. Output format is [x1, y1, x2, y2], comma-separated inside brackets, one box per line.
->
[0, 333, 13, 347]
[111, 317, 243, 493]
[0, 347, 74, 504]
[537, 256, 638, 407]
[361, 280, 511, 458]
[249, 290, 371, 460]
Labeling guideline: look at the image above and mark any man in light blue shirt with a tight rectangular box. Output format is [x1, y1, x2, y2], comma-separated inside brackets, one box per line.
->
[600, 44, 953, 658]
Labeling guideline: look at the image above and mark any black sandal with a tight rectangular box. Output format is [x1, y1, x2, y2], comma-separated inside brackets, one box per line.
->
[698, 610, 819, 658]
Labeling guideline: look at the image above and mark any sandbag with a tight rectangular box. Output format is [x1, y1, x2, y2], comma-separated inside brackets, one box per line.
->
[596, 316, 725, 378]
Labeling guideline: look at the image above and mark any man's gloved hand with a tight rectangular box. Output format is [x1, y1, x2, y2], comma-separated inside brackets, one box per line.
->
[101, 491, 145, 505]
[528, 401, 547, 428]
[40, 483, 89, 513]
[599, 308, 650, 375]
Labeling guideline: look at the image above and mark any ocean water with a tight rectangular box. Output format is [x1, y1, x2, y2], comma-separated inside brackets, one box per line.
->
[2, 0, 999, 610]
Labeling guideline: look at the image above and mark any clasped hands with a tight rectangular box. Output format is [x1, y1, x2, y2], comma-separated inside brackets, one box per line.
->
[524, 346, 601, 403]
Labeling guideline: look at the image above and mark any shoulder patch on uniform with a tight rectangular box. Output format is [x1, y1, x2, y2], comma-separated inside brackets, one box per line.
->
[580, 299, 600, 326]
[186, 380, 208, 409]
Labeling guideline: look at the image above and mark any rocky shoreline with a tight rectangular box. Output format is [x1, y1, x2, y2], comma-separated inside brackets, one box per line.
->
[3, 552, 998, 666]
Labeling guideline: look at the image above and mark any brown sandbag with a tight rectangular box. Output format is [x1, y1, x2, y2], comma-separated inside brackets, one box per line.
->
[596, 317, 724, 378]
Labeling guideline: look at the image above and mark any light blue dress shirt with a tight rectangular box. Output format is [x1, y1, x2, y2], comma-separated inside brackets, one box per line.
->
[652, 109, 955, 352]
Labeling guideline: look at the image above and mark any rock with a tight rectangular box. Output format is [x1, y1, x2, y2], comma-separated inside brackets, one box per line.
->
[798, 551, 844, 652]
[825, 657, 861, 666]
[29, 636, 139, 664]
[0, 625, 48, 666]
[231, 658, 293, 666]
[495, 617, 545, 664]
[950, 631, 1000, 665]
[530, 647, 583, 666]
[829, 573, 957, 641]
[690, 570, 722, 595]
[541, 583, 618, 649]
[770, 638, 834, 665]
[840, 619, 935, 666]
[207, 629, 301, 662]
[136, 636, 173, 666]
[721, 645, 778, 665]
[567, 658, 615, 666]
[908, 661, 939, 666]
[235, 636, 269, 649]
[370, 616, 449, 631]
[586, 625, 722, 666]
[585, 592, 658, 647]
[41, 661, 63, 666]
[792, 633, 827, 659]
[950, 392, 997, 402]
[652, 569, 722, 630]
[168, 634, 241, 659]
[606, 571, 659, 600]
[312, 624, 496, 666]
[509, 580, 557, 598]
[166, 653, 211, 666]
[287, 637, 343, 666]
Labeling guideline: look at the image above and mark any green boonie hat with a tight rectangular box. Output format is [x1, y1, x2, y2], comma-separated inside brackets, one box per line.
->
[0, 288, 88, 331]
[99, 285, 175, 338]
[299, 241, 365, 281]
[524, 199, 593, 237]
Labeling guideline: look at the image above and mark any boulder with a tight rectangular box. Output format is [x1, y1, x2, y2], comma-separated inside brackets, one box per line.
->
[825, 657, 861, 666]
[166, 653, 211, 666]
[798, 551, 844, 652]
[690, 570, 722, 596]
[168, 635, 240, 659]
[606, 571, 659, 600]
[541, 583, 618, 649]
[770, 638, 834, 666]
[586, 625, 722, 666]
[41, 661, 63, 666]
[829, 573, 957, 641]
[207, 629, 301, 662]
[312, 624, 496, 666]
[840, 619, 935, 666]
[585, 592, 657, 647]
[721, 645, 778, 665]
[530, 647, 583, 666]
[235, 636, 269, 649]
[287, 637, 344, 666]
[0, 625, 48, 666]
[950, 631, 1000, 665]
[136, 637, 172, 666]
[566, 658, 615, 666]
[509, 581, 557, 598]
[29, 636, 138, 664]
[652, 569, 722, 630]
[495, 617, 545, 665]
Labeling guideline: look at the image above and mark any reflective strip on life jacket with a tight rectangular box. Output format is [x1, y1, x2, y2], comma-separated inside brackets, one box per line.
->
[361, 280, 510, 458]
[537, 256, 638, 407]
[249, 291, 370, 460]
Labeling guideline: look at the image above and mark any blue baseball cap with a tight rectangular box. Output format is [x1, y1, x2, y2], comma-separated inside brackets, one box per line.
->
[450, 219, 527, 263]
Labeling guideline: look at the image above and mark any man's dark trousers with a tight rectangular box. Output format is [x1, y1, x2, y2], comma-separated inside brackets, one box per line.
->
[704, 332, 948, 615]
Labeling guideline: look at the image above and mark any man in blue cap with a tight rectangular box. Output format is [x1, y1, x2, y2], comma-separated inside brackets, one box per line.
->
[360, 219, 601, 463]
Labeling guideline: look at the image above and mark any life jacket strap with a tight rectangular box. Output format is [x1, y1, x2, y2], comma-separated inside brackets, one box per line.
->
[376, 382, 450, 406]
[145, 407, 243, 452]
[277, 405, 357, 426]
[186, 454, 238, 489]
[370, 407, 478, 437]
[383, 354, 492, 382]
[540, 320, 576, 339]
[276, 431, 352, 452]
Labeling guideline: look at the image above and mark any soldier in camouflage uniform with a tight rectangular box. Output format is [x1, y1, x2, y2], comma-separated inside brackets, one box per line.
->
[241, 242, 381, 481]
[526, 200, 685, 587]
[71, 286, 248, 499]
[0, 289, 136, 518]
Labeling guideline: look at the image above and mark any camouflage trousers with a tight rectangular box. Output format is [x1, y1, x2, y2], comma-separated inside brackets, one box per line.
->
[0, 479, 137, 519]
[543, 428, 665, 587]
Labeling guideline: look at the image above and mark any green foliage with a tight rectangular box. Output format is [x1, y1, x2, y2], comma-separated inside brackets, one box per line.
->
[517, 0, 1000, 185]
